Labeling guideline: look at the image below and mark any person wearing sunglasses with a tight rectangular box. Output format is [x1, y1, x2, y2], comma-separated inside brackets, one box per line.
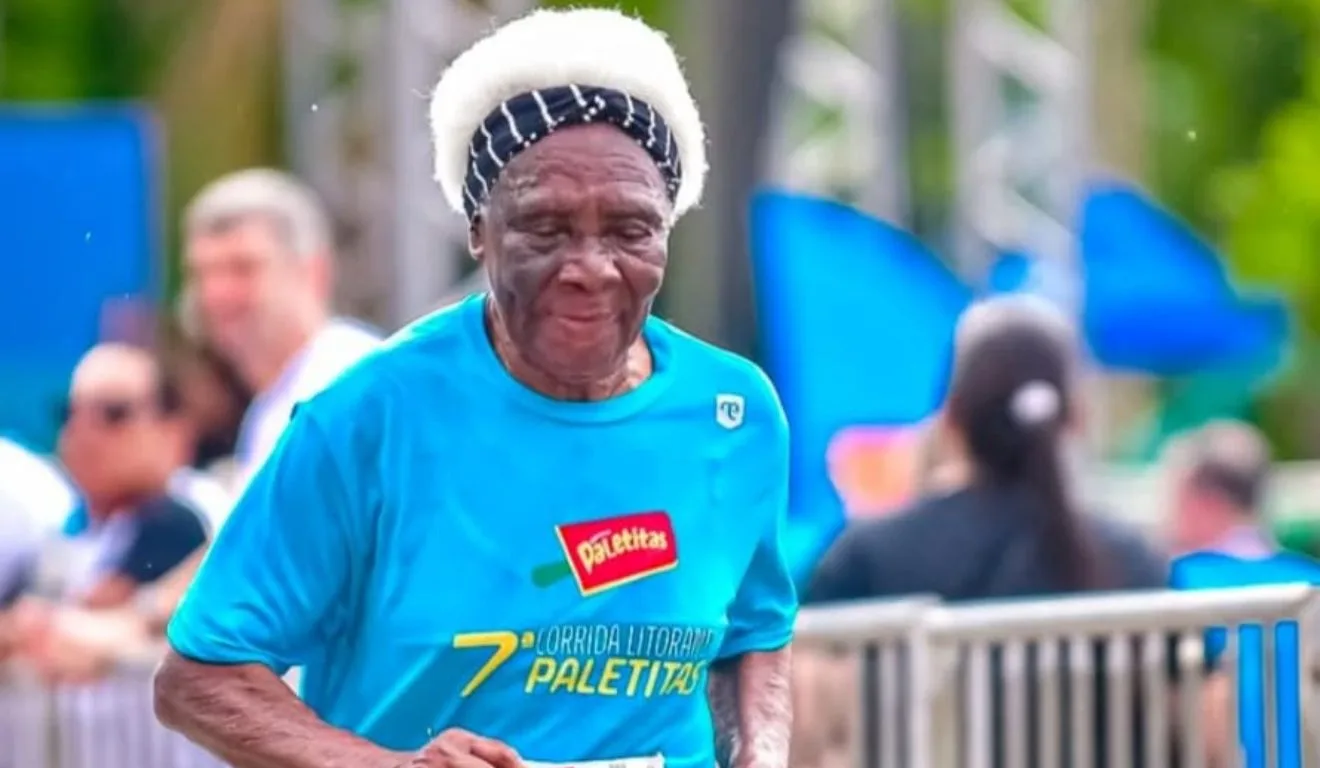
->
[35, 343, 210, 610]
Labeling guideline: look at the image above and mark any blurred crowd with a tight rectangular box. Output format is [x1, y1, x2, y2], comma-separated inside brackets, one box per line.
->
[0, 162, 1293, 766]
[791, 301, 1278, 766]
[0, 168, 380, 681]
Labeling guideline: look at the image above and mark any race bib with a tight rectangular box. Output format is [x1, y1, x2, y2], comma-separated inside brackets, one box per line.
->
[526, 754, 664, 768]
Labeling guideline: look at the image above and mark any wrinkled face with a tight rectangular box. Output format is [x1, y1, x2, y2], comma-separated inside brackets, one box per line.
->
[58, 347, 181, 504]
[473, 124, 672, 383]
[185, 216, 313, 360]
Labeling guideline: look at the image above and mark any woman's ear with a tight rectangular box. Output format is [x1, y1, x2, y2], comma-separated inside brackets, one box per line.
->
[468, 217, 485, 263]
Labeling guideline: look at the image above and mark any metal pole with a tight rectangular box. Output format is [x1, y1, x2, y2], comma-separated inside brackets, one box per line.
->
[862, 0, 910, 224]
[948, 0, 1091, 298]
[387, 0, 442, 327]
[763, 0, 908, 224]
[286, 0, 533, 327]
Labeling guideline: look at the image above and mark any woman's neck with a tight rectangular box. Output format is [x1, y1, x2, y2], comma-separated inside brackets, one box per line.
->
[485, 305, 652, 401]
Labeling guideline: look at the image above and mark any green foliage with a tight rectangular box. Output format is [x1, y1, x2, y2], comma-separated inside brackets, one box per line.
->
[1192, 0, 1320, 458]
[1147, 0, 1305, 238]
[1, 0, 193, 100]
[2, 0, 117, 99]
[1139, 0, 1318, 455]
[1216, 17, 1320, 329]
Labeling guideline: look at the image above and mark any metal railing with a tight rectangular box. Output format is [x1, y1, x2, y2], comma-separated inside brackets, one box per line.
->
[2, 586, 1317, 768]
[794, 584, 1320, 768]
[0, 654, 226, 768]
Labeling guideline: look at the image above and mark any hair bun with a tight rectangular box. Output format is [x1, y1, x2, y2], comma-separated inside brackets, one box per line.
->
[1010, 380, 1060, 427]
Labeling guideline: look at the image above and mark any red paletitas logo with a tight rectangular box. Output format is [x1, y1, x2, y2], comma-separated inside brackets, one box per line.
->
[554, 511, 678, 596]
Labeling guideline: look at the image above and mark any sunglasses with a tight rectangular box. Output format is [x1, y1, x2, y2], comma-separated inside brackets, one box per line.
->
[56, 398, 150, 428]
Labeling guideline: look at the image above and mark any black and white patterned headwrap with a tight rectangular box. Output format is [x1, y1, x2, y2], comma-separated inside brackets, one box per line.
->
[461, 84, 683, 221]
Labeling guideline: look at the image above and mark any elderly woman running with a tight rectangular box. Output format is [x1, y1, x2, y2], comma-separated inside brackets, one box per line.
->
[154, 9, 796, 768]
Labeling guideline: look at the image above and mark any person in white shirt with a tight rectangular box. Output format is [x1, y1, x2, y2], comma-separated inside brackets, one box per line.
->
[0, 436, 76, 534]
[181, 168, 380, 487]
[0, 437, 76, 607]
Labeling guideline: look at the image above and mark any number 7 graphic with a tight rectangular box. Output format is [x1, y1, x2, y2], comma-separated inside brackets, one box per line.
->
[452, 631, 521, 696]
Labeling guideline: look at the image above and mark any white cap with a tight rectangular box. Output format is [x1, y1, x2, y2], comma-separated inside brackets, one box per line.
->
[429, 9, 708, 219]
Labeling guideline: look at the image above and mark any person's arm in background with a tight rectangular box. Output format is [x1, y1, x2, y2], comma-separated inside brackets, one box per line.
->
[153, 404, 406, 768]
[1201, 673, 1235, 767]
[6, 557, 200, 683]
[15, 501, 209, 680]
[709, 396, 796, 768]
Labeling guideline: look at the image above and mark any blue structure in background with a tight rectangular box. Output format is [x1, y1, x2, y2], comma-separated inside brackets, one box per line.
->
[749, 185, 1291, 585]
[1172, 551, 1320, 768]
[749, 192, 971, 582]
[0, 107, 160, 451]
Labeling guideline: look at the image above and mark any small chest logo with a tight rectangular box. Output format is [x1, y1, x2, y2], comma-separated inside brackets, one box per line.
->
[543, 511, 679, 596]
[715, 393, 745, 429]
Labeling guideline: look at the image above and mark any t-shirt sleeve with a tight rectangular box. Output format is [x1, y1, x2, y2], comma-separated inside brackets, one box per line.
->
[116, 500, 208, 584]
[167, 406, 368, 673]
[806, 526, 871, 604]
[717, 398, 798, 660]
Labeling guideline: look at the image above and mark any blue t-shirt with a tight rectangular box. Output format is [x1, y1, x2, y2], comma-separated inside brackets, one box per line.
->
[167, 295, 797, 766]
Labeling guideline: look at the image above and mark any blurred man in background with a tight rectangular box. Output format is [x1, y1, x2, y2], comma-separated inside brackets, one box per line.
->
[182, 168, 379, 488]
[0, 343, 210, 677]
[42, 343, 209, 608]
[1167, 420, 1275, 558]
[147, 167, 380, 600]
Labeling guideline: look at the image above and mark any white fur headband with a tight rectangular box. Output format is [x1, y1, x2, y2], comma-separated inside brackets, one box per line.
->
[428, 8, 708, 220]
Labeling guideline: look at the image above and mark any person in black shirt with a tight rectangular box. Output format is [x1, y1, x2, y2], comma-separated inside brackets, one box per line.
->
[810, 295, 1166, 601]
[805, 295, 1198, 768]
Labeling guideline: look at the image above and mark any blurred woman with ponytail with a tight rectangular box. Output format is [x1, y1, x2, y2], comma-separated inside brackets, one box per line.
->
[804, 295, 1176, 768]
[810, 294, 1164, 602]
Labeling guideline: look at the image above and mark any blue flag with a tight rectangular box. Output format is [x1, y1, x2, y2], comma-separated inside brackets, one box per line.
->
[749, 191, 970, 582]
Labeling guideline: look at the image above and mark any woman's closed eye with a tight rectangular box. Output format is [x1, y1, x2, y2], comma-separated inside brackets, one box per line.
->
[611, 220, 660, 243]
[521, 221, 569, 242]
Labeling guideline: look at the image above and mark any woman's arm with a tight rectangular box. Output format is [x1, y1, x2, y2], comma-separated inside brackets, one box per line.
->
[154, 652, 408, 768]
